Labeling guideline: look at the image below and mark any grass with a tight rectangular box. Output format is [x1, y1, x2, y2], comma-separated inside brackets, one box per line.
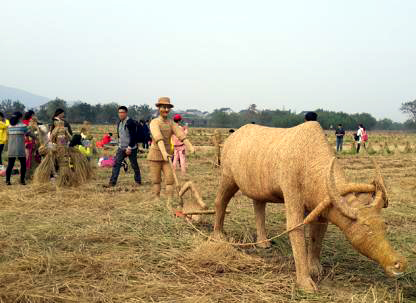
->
[0, 127, 415, 302]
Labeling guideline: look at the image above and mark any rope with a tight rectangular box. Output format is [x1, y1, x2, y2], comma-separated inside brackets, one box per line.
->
[183, 216, 306, 247]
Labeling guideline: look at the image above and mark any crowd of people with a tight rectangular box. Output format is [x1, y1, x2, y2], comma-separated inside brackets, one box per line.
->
[333, 123, 368, 153]
[303, 111, 368, 153]
[0, 97, 194, 191]
[0, 106, 369, 187]
[0, 108, 111, 185]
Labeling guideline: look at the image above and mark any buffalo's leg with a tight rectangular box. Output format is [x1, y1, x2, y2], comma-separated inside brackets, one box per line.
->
[213, 175, 238, 236]
[253, 200, 271, 248]
[285, 190, 317, 292]
[307, 220, 328, 278]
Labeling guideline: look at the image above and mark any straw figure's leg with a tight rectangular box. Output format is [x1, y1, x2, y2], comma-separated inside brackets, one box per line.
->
[213, 174, 239, 237]
[149, 161, 162, 199]
[253, 200, 271, 248]
[307, 219, 328, 278]
[283, 183, 317, 292]
[162, 161, 175, 209]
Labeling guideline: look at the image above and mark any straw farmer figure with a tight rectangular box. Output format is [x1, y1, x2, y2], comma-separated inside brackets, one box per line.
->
[51, 120, 71, 148]
[147, 97, 195, 201]
[34, 120, 93, 187]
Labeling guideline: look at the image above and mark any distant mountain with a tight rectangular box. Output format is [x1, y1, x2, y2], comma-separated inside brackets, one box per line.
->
[0, 85, 50, 108]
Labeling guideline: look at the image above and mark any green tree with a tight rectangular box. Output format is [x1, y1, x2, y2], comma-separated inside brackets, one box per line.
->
[208, 109, 241, 128]
[95, 103, 119, 124]
[37, 98, 68, 122]
[68, 102, 96, 123]
[128, 104, 153, 121]
[0, 99, 26, 117]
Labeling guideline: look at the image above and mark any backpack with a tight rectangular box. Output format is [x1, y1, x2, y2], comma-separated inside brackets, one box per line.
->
[354, 134, 359, 141]
[130, 119, 145, 144]
[362, 130, 368, 142]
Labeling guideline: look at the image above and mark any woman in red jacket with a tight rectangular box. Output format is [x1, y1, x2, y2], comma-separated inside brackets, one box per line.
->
[23, 110, 36, 176]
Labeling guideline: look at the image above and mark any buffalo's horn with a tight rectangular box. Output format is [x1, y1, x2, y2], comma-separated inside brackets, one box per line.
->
[339, 183, 376, 196]
[326, 158, 358, 220]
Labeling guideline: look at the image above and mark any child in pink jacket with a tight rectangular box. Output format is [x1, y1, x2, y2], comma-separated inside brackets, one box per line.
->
[172, 114, 188, 176]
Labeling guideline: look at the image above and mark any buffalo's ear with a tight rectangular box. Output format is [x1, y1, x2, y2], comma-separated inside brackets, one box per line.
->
[370, 158, 388, 208]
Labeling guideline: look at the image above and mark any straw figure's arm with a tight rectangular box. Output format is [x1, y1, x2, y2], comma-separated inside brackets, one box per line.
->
[65, 128, 72, 141]
[50, 126, 60, 143]
[157, 141, 169, 161]
[172, 122, 194, 154]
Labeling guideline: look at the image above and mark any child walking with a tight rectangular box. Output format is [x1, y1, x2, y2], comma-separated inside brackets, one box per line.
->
[6, 112, 34, 185]
[172, 114, 189, 176]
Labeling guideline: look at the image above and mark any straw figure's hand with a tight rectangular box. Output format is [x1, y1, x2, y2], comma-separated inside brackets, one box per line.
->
[157, 140, 169, 162]
[184, 139, 195, 154]
[38, 145, 48, 156]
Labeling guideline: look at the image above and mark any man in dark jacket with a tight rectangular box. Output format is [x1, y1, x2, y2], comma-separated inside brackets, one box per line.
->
[335, 124, 345, 152]
[108, 106, 142, 186]
[140, 120, 151, 149]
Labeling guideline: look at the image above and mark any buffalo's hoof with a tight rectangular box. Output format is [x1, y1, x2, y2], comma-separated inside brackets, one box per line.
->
[296, 276, 318, 292]
[308, 260, 323, 278]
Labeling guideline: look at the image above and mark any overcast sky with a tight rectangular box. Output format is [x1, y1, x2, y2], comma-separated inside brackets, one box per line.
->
[1, 0, 415, 122]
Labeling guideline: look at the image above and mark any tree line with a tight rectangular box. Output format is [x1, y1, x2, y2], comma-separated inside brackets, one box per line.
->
[0, 98, 154, 125]
[1, 98, 416, 131]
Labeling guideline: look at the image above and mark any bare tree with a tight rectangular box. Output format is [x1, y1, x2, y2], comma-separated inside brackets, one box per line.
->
[400, 99, 416, 121]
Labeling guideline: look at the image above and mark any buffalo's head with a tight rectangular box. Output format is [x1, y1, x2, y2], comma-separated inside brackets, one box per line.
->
[326, 158, 407, 277]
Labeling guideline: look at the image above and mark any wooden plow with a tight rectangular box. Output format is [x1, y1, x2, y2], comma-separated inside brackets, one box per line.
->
[168, 156, 228, 221]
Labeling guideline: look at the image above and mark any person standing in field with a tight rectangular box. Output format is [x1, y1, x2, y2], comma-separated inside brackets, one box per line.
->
[172, 114, 189, 176]
[147, 97, 195, 203]
[335, 124, 345, 152]
[0, 112, 10, 165]
[140, 120, 151, 149]
[22, 110, 37, 175]
[107, 106, 142, 187]
[356, 124, 366, 153]
[6, 112, 35, 185]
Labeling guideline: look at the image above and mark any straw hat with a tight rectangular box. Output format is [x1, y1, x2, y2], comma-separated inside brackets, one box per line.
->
[155, 97, 174, 108]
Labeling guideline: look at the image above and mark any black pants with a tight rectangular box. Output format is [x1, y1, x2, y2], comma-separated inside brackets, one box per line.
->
[356, 143, 361, 153]
[142, 141, 149, 149]
[109, 148, 141, 185]
[6, 157, 26, 183]
[0, 144, 4, 165]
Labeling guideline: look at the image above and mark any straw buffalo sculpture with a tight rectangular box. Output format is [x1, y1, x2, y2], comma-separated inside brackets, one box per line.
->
[213, 122, 407, 291]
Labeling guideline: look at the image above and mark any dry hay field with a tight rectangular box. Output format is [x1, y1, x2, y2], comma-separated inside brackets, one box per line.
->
[0, 126, 415, 302]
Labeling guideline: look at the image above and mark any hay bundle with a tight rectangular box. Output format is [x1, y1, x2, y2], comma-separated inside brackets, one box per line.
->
[351, 141, 356, 152]
[185, 241, 264, 274]
[33, 150, 56, 184]
[383, 142, 392, 154]
[211, 130, 222, 166]
[366, 143, 377, 155]
[69, 148, 94, 182]
[33, 147, 93, 187]
[404, 141, 412, 153]
[57, 157, 77, 187]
